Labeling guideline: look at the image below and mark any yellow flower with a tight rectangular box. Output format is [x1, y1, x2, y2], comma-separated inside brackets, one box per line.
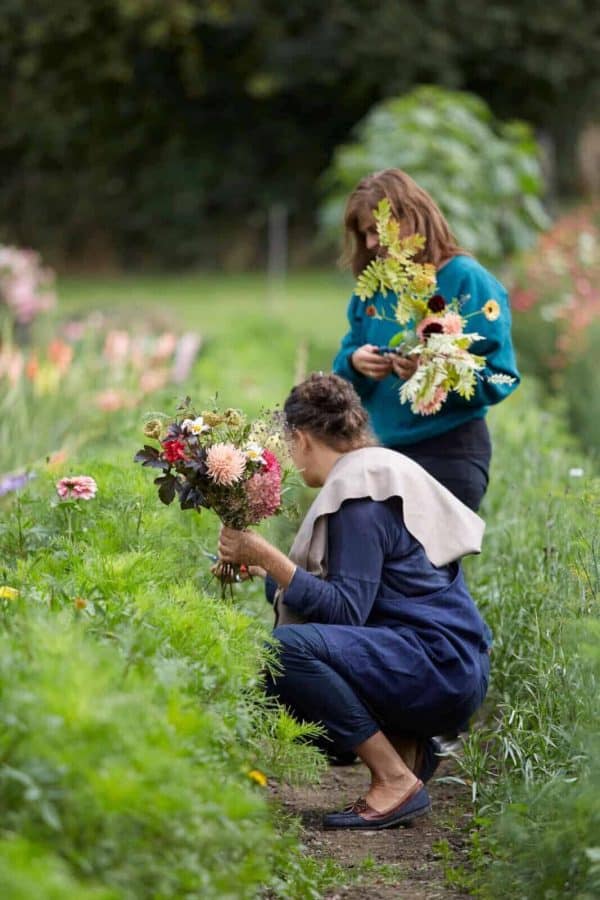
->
[0, 586, 19, 600]
[73, 597, 88, 610]
[483, 299, 500, 321]
[247, 769, 268, 787]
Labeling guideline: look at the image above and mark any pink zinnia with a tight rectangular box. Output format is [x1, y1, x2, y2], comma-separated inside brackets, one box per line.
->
[206, 442, 247, 486]
[246, 467, 282, 522]
[440, 312, 464, 335]
[56, 475, 97, 500]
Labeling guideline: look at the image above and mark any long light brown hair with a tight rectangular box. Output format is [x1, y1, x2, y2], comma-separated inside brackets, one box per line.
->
[341, 169, 468, 276]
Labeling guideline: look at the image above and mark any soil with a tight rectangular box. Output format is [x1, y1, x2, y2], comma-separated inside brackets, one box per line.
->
[274, 758, 473, 899]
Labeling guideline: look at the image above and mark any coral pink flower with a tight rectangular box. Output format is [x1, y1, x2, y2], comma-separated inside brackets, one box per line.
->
[103, 330, 130, 364]
[415, 387, 448, 416]
[95, 388, 136, 412]
[56, 475, 97, 500]
[440, 312, 464, 335]
[139, 369, 168, 394]
[153, 332, 177, 361]
[206, 443, 247, 485]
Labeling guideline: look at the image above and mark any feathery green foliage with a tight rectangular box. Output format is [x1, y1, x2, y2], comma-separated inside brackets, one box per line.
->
[458, 384, 600, 897]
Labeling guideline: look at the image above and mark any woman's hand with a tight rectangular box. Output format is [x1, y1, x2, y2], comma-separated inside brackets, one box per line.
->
[351, 344, 393, 380]
[218, 526, 266, 567]
[218, 525, 296, 589]
[211, 561, 266, 581]
[389, 353, 419, 381]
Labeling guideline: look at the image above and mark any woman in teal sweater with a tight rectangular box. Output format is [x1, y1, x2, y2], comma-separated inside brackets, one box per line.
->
[333, 169, 520, 511]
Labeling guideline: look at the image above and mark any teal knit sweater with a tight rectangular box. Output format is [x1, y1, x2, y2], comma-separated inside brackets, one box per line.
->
[332, 255, 520, 447]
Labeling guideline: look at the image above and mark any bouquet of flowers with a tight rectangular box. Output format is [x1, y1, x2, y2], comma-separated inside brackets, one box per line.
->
[134, 398, 289, 592]
[356, 199, 514, 415]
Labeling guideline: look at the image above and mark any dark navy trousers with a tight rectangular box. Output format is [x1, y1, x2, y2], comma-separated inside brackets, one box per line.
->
[266, 623, 490, 754]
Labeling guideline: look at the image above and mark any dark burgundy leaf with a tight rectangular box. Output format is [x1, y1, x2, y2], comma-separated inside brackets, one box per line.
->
[154, 474, 178, 505]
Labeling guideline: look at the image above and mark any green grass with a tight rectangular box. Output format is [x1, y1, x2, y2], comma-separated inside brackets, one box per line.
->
[57, 270, 353, 343]
[459, 385, 600, 897]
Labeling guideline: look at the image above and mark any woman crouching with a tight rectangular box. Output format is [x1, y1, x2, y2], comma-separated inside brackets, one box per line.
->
[218, 373, 491, 830]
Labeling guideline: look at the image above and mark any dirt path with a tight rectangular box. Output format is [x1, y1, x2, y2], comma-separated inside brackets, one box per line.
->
[275, 758, 473, 898]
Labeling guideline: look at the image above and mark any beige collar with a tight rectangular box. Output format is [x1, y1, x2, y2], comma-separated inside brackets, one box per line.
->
[275, 447, 485, 625]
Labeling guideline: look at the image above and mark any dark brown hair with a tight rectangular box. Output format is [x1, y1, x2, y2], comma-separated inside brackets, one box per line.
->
[284, 373, 375, 451]
[341, 168, 468, 276]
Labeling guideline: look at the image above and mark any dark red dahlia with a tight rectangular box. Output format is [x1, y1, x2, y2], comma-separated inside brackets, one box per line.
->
[427, 294, 446, 312]
[162, 438, 187, 463]
[422, 321, 444, 338]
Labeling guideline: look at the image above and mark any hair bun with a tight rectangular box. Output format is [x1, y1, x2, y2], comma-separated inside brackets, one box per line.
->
[283, 373, 372, 450]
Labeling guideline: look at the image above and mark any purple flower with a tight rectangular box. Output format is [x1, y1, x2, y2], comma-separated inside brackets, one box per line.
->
[0, 471, 35, 497]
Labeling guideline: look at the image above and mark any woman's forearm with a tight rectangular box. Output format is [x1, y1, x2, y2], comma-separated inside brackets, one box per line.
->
[218, 526, 296, 588]
[254, 536, 296, 589]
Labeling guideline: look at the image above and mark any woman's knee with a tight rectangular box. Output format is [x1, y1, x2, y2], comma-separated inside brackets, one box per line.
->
[271, 623, 328, 660]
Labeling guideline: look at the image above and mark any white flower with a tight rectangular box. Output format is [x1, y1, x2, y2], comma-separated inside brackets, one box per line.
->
[181, 416, 211, 435]
[487, 374, 517, 385]
[244, 441, 266, 464]
[568, 467, 584, 478]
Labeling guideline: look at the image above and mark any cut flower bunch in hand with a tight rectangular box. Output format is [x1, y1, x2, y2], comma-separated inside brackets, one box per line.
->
[357, 199, 515, 415]
[134, 398, 290, 593]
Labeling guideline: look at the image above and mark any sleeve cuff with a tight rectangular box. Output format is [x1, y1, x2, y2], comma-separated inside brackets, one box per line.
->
[280, 566, 314, 613]
[264, 574, 278, 605]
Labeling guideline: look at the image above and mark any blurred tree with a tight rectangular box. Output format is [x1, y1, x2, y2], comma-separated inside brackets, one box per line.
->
[319, 86, 550, 266]
[0, 0, 598, 266]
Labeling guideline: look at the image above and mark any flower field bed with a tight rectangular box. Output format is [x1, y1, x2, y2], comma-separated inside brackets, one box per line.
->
[1, 269, 599, 897]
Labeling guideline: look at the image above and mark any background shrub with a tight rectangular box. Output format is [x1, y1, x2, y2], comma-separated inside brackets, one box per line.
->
[319, 85, 549, 266]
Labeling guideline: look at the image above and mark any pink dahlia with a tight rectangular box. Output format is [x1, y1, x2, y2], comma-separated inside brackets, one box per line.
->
[440, 312, 464, 335]
[56, 475, 97, 500]
[246, 467, 282, 522]
[414, 387, 448, 416]
[206, 442, 247, 486]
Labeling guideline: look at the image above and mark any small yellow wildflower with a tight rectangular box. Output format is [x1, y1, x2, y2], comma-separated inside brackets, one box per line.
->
[247, 769, 268, 787]
[73, 597, 88, 610]
[483, 299, 500, 321]
[0, 586, 19, 600]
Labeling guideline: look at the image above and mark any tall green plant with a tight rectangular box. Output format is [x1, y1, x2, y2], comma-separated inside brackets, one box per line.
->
[320, 85, 549, 266]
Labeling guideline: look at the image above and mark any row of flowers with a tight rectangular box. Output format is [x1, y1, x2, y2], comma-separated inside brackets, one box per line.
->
[509, 202, 600, 367]
[1, 324, 201, 409]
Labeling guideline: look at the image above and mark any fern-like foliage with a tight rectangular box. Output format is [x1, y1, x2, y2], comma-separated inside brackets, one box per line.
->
[355, 199, 437, 323]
